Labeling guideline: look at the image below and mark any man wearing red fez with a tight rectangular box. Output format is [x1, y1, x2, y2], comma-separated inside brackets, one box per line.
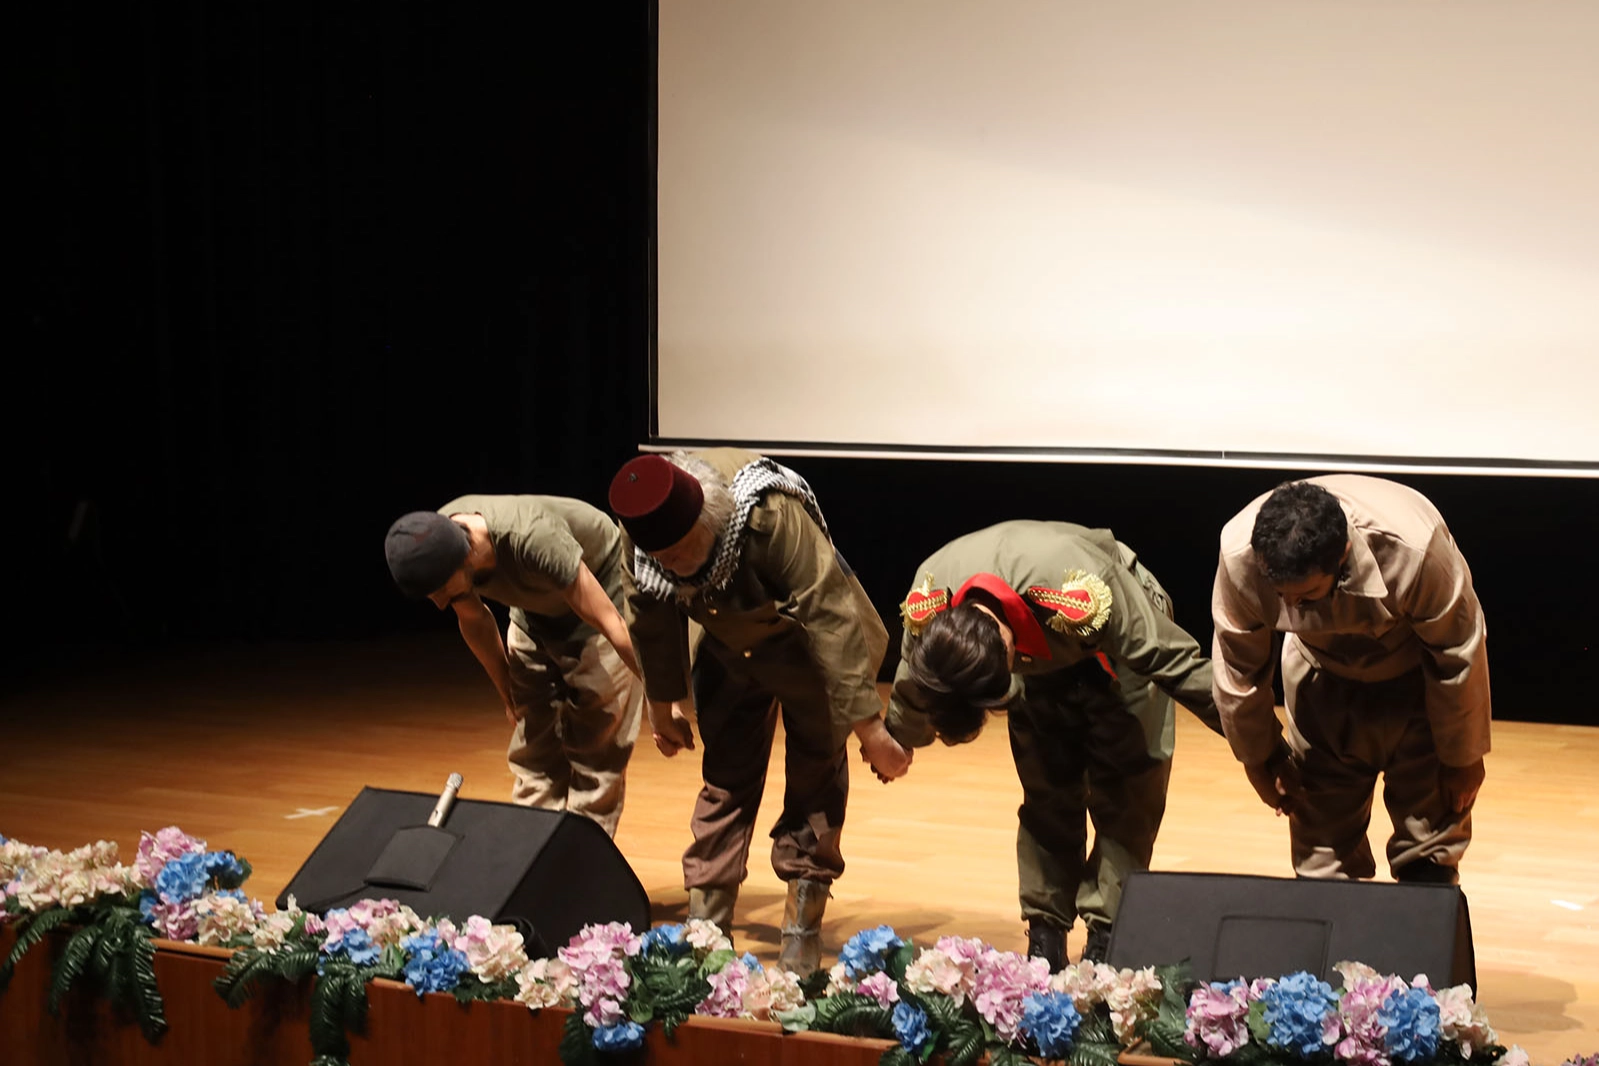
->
[609, 449, 906, 975]
[1213, 476, 1490, 884]
[384, 497, 644, 837]
[885, 522, 1222, 969]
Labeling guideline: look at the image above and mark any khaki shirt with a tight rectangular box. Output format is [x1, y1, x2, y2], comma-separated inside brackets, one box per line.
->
[1212, 474, 1491, 767]
[885, 521, 1218, 749]
[621, 449, 889, 732]
[438, 495, 626, 643]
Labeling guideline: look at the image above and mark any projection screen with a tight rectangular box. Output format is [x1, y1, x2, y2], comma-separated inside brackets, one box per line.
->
[655, 1, 1599, 473]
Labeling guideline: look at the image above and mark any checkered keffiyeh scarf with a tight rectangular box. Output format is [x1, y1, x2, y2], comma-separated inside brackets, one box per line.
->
[632, 458, 830, 603]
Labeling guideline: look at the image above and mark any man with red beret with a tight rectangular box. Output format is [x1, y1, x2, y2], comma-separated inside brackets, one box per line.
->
[608, 448, 905, 975]
[384, 496, 644, 837]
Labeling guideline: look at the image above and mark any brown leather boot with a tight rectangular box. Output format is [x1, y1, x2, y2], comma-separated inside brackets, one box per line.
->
[687, 884, 738, 933]
[777, 878, 830, 976]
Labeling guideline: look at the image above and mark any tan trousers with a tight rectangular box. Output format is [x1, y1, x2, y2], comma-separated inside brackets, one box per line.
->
[1282, 637, 1471, 881]
[505, 624, 644, 838]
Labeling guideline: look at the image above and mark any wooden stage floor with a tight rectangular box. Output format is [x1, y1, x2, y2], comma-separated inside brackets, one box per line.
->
[2, 633, 1594, 1062]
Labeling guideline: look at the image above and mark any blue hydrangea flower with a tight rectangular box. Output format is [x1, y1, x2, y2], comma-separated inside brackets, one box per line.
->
[399, 929, 470, 995]
[592, 1020, 645, 1052]
[155, 851, 211, 903]
[891, 1001, 931, 1053]
[1260, 971, 1337, 1057]
[839, 925, 903, 977]
[202, 851, 246, 883]
[740, 952, 761, 971]
[327, 927, 382, 966]
[137, 890, 161, 924]
[1022, 990, 1082, 1059]
[641, 923, 689, 956]
[1379, 986, 1441, 1062]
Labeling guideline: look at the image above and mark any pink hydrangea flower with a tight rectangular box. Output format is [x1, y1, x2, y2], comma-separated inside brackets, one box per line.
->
[1434, 984, 1497, 1059]
[302, 911, 327, 937]
[684, 918, 732, 954]
[905, 946, 971, 1004]
[760, 966, 806, 1015]
[515, 957, 578, 1009]
[970, 948, 1051, 1042]
[454, 915, 529, 982]
[146, 899, 200, 941]
[1185, 981, 1253, 1058]
[697, 958, 750, 1018]
[1498, 1047, 1531, 1066]
[824, 960, 856, 996]
[134, 827, 206, 885]
[858, 971, 901, 1009]
[194, 894, 262, 946]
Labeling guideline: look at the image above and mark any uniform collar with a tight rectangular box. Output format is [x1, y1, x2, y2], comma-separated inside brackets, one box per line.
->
[1336, 516, 1389, 599]
[953, 573, 1052, 660]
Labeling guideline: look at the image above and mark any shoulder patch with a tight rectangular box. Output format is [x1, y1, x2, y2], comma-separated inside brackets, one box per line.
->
[1025, 569, 1113, 637]
[900, 572, 949, 635]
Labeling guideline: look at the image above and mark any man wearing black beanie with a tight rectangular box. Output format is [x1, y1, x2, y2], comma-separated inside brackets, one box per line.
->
[384, 497, 644, 837]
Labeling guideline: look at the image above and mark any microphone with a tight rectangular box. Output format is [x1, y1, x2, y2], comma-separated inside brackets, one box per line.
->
[427, 773, 464, 828]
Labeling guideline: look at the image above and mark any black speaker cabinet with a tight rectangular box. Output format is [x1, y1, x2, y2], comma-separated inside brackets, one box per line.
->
[276, 787, 651, 957]
[1107, 872, 1476, 990]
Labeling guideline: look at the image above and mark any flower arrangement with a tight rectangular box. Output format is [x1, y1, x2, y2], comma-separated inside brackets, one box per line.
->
[0, 831, 1563, 1066]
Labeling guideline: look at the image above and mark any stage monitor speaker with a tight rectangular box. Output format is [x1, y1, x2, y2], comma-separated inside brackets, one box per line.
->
[276, 787, 651, 957]
[1107, 872, 1475, 990]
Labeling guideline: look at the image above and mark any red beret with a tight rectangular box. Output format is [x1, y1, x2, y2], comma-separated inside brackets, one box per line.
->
[608, 455, 705, 551]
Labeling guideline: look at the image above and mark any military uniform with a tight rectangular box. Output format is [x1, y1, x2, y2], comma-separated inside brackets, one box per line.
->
[439, 495, 644, 837]
[1212, 475, 1491, 881]
[884, 521, 1220, 938]
[620, 449, 888, 891]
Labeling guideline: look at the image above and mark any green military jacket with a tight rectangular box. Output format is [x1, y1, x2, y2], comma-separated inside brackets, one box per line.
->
[885, 520, 1219, 749]
[620, 448, 889, 733]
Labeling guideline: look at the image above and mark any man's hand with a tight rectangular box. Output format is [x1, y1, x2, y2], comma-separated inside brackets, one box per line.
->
[854, 718, 912, 782]
[648, 700, 695, 757]
[1438, 758, 1485, 814]
[1243, 742, 1303, 815]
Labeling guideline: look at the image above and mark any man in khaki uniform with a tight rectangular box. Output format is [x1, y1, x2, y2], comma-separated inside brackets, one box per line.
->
[608, 449, 904, 975]
[1212, 476, 1490, 883]
[885, 521, 1222, 968]
[384, 497, 644, 837]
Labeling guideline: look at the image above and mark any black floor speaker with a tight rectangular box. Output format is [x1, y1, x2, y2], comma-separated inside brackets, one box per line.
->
[276, 787, 651, 957]
[1107, 872, 1476, 990]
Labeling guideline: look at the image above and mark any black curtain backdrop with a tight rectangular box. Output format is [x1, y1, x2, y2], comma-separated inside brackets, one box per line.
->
[15, 3, 1597, 726]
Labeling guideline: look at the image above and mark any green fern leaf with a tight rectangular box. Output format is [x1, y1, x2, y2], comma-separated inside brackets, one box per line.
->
[47, 923, 102, 1013]
[987, 1045, 1030, 1066]
[130, 931, 169, 1043]
[945, 1025, 983, 1066]
[1, 906, 76, 987]
[1147, 1016, 1198, 1060]
[1070, 1037, 1122, 1066]
[558, 1010, 600, 1066]
[309, 972, 353, 1059]
[273, 946, 322, 983]
[879, 1046, 914, 1066]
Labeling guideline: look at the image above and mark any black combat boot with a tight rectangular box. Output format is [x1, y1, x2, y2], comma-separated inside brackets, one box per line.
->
[1081, 922, 1112, 964]
[1025, 920, 1066, 973]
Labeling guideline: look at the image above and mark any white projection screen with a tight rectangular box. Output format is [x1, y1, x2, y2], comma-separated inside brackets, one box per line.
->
[655, 1, 1599, 473]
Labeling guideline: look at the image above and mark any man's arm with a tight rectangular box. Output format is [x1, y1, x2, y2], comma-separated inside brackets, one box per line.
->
[560, 561, 641, 676]
[617, 550, 697, 757]
[451, 593, 520, 726]
[750, 496, 909, 780]
[1406, 528, 1491, 812]
[1097, 562, 1224, 737]
[884, 631, 938, 750]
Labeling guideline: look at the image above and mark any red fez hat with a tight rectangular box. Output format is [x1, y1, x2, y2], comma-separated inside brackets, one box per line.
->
[609, 455, 705, 551]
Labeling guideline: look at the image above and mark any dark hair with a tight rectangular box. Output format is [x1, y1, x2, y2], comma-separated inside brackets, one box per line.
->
[1251, 481, 1348, 584]
[904, 604, 1012, 745]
